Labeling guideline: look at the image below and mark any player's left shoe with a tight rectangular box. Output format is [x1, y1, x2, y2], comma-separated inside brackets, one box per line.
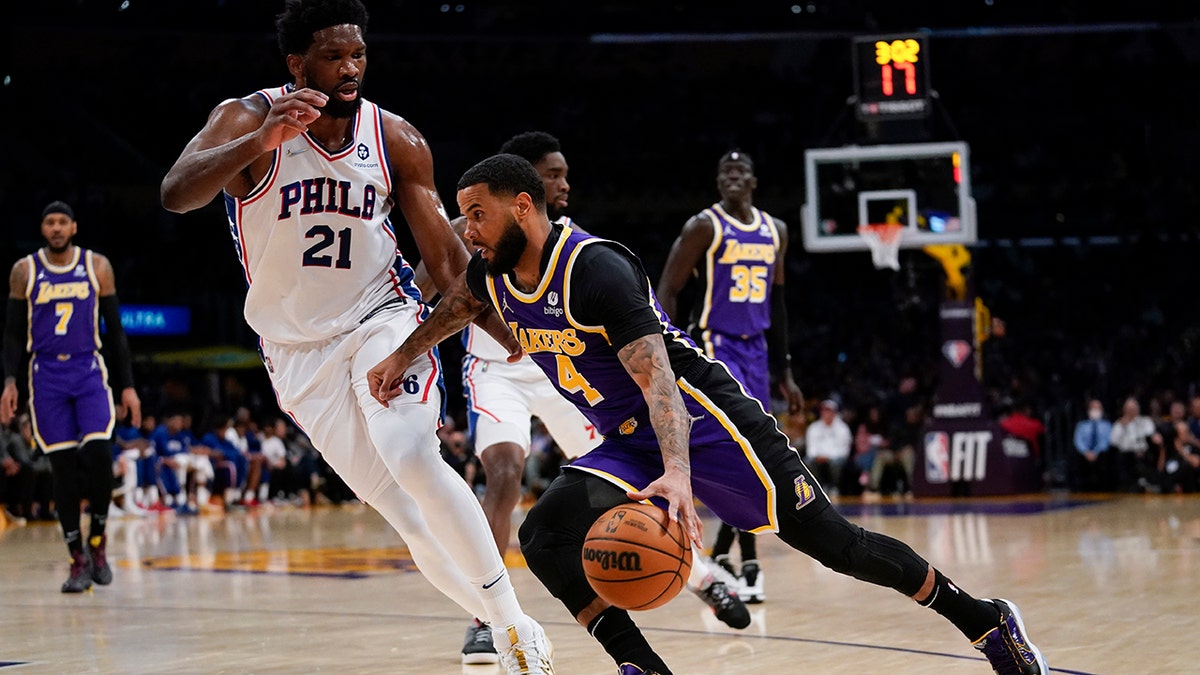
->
[61, 550, 93, 593]
[693, 580, 751, 629]
[973, 599, 1047, 674]
[462, 617, 500, 665]
[89, 535, 113, 585]
[494, 614, 554, 674]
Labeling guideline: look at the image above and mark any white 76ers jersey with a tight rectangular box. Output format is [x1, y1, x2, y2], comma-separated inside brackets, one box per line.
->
[225, 86, 418, 344]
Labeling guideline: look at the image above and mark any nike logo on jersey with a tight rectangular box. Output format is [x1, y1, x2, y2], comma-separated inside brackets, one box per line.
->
[285, 147, 309, 157]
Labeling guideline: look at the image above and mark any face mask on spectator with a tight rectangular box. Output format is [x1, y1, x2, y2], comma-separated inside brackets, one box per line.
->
[1088, 408, 1103, 420]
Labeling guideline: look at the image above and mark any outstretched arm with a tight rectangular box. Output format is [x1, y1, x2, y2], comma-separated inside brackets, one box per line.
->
[382, 113, 469, 297]
[368, 272, 488, 406]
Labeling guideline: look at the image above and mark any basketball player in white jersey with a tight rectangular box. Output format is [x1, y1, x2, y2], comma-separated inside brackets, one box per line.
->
[416, 134, 751, 653]
[159, 2, 552, 672]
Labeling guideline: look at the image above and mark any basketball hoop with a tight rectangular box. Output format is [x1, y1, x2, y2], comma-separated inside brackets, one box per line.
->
[857, 223, 904, 270]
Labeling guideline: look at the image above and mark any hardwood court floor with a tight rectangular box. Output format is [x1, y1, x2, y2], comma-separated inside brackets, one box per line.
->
[1, 493, 1196, 674]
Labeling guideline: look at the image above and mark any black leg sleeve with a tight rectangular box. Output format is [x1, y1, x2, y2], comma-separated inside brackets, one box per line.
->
[737, 528, 758, 561]
[81, 439, 113, 539]
[777, 501, 930, 597]
[518, 470, 631, 617]
[768, 449, 930, 596]
[47, 448, 84, 554]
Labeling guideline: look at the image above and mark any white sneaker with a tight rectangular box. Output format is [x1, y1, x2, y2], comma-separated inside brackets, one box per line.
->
[493, 615, 554, 674]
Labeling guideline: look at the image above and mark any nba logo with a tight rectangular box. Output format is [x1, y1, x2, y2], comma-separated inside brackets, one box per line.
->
[925, 432, 950, 483]
[942, 340, 972, 368]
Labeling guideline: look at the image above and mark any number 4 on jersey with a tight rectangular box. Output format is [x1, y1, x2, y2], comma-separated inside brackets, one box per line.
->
[555, 355, 603, 405]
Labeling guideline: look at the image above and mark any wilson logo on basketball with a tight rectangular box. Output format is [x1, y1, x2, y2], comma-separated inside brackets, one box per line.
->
[582, 546, 644, 572]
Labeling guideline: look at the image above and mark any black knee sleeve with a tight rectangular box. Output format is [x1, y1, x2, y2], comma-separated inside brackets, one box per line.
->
[519, 470, 630, 617]
[81, 439, 114, 517]
[778, 503, 929, 596]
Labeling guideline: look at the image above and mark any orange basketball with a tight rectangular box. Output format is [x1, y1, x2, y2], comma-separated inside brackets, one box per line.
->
[582, 503, 692, 611]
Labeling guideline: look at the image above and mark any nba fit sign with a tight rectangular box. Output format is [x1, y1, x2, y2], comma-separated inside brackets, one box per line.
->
[913, 300, 1040, 497]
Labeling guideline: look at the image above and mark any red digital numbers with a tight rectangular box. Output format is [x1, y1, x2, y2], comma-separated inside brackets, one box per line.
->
[874, 39, 921, 97]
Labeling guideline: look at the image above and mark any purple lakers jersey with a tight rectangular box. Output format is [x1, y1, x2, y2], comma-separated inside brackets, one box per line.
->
[695, 203, 780, 335]
[482, 226, 699, 438]
[24, 248, 102, 356]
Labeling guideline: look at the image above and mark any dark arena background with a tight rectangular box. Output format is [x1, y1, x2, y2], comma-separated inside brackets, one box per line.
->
[5, 2, 1198, 467]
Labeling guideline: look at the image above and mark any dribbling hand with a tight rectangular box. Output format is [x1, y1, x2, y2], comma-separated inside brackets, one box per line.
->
[627, 472, 704, 550]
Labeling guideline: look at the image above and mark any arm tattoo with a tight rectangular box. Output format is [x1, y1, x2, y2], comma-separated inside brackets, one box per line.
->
[399, 275, 484, 360]
[619, 334, 691, 477]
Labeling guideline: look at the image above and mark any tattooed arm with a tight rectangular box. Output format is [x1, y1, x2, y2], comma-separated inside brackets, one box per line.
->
[618, 333, 704, 546]
[368, 271, 486, 406]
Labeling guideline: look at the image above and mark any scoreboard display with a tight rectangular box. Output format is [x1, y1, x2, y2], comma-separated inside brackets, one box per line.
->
[853, 33, 932, 121]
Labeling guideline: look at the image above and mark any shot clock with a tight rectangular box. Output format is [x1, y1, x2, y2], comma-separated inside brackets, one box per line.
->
[853, 33, 932, 121]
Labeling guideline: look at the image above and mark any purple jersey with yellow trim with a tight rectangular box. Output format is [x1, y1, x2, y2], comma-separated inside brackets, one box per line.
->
[481, 226, 793, 532]
[25, 248, 101, 356]
[22, 247, 115, 452]
[482, 226, 697, 438]
[694, 203, 779, 336]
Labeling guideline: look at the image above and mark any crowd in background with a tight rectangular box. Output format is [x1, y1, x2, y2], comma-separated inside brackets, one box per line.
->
[3, 7, 1200, 520]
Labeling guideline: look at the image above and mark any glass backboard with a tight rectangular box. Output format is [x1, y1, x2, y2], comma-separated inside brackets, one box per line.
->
[801, 141, 976, 252]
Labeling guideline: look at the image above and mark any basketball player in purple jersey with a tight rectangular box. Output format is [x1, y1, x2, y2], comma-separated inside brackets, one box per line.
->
[160, 2, 551, 671]
[657, 150, 803, 603]
[416, 132, 750, 659]
[2, 201, 142, 593]
[369, 155, 1047, 675]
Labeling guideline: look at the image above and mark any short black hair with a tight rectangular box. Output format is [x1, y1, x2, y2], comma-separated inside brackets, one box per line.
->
[719, 149, 754, 171]
[276, 0, 369, 56]
[41, 200, 75, 221]
[457, 154, 546, 209]
[498, 131, 561, 165]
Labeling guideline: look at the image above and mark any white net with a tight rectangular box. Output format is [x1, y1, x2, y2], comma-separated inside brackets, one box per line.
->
[857, 224, 904, 270]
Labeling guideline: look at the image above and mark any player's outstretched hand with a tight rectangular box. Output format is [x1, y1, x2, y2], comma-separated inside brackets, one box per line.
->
[258, 88, 328, 151]
[628, 472, 704, 549]
[367, 351, 413, 408]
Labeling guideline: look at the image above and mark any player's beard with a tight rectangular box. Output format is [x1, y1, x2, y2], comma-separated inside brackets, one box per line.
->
[46, 239, 72, 255]
[308, 72, 363, 120]
[486, 214, 528, 276]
